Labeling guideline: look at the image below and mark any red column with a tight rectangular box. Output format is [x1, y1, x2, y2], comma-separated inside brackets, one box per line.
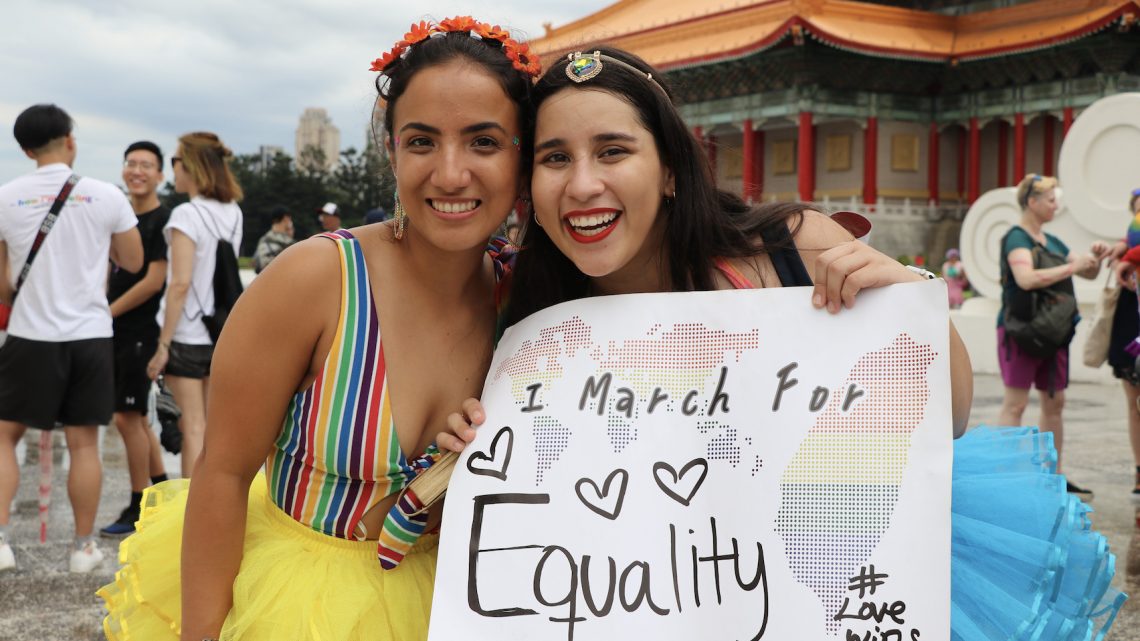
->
[957, 126, 965, 199]
[1062, 107, 1074, 137]
[927, 122, 940, 205]
[997, 120, 1009, 187]
[968, 117, 981, 203]
[742, 120, 755, 202]
[1043, 115, 1056, 176]
[863, 117, 878, 205]
[1013, 113, 1026, 181]
[755, 129, 765, 201]
[797, 111, 814, 202]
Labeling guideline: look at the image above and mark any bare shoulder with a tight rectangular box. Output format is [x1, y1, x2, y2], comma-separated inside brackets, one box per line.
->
[239, 235, 342, 323]
[792, 209, 855, 251]
[791, 210, 856, 282]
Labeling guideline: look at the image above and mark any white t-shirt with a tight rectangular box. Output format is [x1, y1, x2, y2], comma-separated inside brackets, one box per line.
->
[159, 197, 243, 345]
[0, 163, 136, 341]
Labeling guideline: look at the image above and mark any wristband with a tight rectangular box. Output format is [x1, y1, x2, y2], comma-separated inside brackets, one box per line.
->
[904, 265, 938, 280]
[159, 340, 171, 351]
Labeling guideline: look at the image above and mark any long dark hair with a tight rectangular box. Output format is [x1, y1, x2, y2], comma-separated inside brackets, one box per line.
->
[375, 28, 534, 159]
[505, 46, 807, 328]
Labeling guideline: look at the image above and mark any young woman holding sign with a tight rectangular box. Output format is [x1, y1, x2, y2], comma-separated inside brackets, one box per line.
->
[441, 47, 1125, 639]
[99, 17, 534, 641]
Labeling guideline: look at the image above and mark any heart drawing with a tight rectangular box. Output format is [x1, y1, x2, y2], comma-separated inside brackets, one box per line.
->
[466, 426, 514, 481]
[652, 458, 708, 507]
[575, 469, 629, 520]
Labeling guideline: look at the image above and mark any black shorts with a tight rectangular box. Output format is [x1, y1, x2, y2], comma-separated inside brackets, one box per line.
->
[166, 342, 214, 379]
[0, 336, 113, 429]
[114, 334, 158, 413]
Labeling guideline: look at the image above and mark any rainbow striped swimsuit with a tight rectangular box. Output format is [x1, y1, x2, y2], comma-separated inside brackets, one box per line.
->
[265, 230, 422, 541]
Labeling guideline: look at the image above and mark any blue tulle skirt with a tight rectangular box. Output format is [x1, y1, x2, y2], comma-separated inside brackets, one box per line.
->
[952, 426, 1128, 640]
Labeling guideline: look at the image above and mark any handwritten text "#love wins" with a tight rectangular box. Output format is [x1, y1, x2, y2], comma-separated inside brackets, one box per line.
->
[468, 495, 769, 641]
[520, 364, 866, 418]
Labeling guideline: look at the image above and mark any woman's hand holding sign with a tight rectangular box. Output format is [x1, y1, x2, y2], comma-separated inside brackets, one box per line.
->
[439, 397, 485, 453]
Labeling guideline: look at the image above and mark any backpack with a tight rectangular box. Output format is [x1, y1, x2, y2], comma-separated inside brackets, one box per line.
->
[190, 204, 244, 343]
[999, 227, 1078, 359]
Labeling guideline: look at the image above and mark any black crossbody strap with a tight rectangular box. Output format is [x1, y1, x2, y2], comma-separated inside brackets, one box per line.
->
[14, 173, 80, 301]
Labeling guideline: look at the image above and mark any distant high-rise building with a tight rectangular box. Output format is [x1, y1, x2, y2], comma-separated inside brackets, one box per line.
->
[255, 145, 285, 174]
[295, 108, 341, 171]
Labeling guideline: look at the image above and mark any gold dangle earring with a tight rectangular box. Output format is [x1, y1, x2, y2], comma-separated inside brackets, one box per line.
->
[393, 189, 407, 240]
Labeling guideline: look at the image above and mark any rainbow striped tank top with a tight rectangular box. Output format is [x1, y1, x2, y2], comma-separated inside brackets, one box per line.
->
[266, 230, 418, 539]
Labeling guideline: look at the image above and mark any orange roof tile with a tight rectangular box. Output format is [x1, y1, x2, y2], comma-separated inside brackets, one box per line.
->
[531, 0, 1140, 68]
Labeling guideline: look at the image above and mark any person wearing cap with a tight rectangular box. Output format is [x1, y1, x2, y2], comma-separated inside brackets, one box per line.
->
[252, 205, 295, 274]
[317, 202, 341, 232]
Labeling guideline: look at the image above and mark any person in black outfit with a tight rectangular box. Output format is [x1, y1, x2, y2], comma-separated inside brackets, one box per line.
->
[101, 141, 171, 536]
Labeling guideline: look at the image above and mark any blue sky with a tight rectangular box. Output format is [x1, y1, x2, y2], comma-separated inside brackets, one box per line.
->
[0, 0, 611, 187]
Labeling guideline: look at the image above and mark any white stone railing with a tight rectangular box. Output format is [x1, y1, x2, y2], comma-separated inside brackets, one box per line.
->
[813, 196, 968, 222]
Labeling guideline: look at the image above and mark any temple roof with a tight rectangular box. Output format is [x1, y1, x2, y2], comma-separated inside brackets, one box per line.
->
[530, 0, 1140, 68]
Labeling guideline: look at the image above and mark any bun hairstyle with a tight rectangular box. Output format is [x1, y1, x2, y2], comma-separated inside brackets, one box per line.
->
[1015, 173, 1058, 210]
[177, 131, 242, 203]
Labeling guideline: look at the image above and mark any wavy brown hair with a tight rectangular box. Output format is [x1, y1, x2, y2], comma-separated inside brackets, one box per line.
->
[178, 131, 242, 203]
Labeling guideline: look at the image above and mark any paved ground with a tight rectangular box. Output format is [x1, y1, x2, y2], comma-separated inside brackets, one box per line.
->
[1, 373, 1139, 640]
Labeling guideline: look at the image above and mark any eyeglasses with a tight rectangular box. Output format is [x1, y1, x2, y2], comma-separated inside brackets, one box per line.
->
[123, 160, 158, 171]
[170, 156, 183, 170]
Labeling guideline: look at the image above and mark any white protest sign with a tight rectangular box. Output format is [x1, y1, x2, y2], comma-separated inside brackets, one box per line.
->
[430, 282, 952, 641]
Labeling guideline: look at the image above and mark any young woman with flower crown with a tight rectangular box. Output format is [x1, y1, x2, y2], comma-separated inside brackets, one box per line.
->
[97, 17, 539, 641]
[441, 47, 1126, 639]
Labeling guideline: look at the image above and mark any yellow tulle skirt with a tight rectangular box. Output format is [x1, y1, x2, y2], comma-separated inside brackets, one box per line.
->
[97, 475, 438, 641]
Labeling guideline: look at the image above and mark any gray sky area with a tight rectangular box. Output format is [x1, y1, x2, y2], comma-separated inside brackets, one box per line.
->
[0, 0, 612, 187]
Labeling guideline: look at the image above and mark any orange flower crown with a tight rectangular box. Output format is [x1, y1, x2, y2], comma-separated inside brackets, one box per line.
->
[370, 16, 541, 79]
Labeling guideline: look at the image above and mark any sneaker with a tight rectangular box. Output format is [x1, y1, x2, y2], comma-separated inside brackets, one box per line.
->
[0, 541, 14, 572]
[69, 540, 105, 573]
[99, 505, 139, 538]
[1066, 480, 1095, 500]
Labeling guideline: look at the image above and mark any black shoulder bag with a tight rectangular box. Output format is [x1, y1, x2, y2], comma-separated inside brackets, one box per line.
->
[1000, 227, 1078, 359]
[188, 204, 244, 343]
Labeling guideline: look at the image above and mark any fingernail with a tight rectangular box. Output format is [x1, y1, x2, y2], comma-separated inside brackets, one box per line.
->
[828, 301, 839, 313]
[812, 294, 822, 308]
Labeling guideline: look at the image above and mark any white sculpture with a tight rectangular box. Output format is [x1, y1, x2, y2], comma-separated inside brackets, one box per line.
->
[956, 92, 1140, 381]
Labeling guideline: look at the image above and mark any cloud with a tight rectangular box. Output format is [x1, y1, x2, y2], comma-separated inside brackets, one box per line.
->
[0, 0, 609, 187]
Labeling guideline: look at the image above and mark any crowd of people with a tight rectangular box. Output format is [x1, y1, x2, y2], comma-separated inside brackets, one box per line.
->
[0, 12, 1130, 641]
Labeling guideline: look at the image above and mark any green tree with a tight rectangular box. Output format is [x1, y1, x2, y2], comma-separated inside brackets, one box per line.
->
[159, 146, 395, 256]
